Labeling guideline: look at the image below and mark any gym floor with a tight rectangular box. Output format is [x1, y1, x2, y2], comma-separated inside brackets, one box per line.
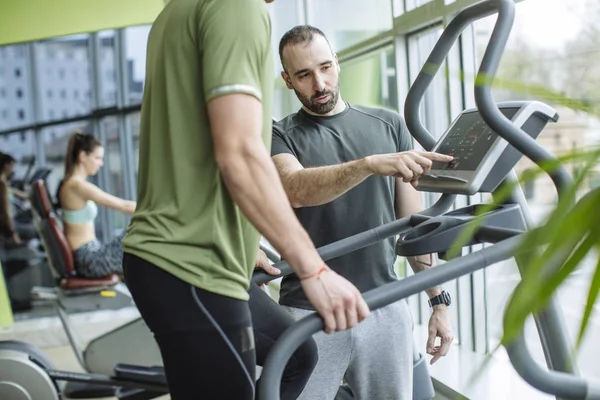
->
[2, 304, 453, 400]
[46, 345, 170, 400]
[1, 304, 171, 400]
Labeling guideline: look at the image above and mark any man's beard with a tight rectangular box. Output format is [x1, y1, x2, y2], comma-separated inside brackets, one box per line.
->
[295, 83, 340, 115]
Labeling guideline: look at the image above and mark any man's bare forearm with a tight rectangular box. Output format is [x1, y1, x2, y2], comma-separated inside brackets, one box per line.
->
[218, 141, 322, 277]
[283, 158, 372, 208]
[395, 179, 443, 300]
[407, 254, 442, 299]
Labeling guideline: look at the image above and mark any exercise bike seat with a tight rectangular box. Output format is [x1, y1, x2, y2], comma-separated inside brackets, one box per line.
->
[29, 180, 121, 292]
[60, 274, 120, 291]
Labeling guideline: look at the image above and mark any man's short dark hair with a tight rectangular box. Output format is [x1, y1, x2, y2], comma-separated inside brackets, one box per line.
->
[278, 25, 332, 71]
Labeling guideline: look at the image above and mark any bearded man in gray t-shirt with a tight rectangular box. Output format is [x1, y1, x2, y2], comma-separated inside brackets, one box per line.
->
[271, 25, 455, 400]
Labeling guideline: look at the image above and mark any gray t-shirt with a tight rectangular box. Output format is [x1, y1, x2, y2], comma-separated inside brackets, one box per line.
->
[271, 103, 413, 310]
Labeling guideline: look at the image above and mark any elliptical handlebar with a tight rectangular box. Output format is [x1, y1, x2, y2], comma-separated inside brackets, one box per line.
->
[403, 0, 572, 198]
[472, 2, 573, 199]
[258, 234, 521, 400]
[258, 227, 600, 400]
[251, 193, 456, 286]
[405, 0, 514, 151]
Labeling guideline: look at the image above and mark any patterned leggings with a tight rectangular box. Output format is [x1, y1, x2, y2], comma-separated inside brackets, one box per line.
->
[72, 233, 125, 278]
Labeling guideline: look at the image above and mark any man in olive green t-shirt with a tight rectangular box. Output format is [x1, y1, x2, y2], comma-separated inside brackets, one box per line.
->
[121, 0, 369, 398]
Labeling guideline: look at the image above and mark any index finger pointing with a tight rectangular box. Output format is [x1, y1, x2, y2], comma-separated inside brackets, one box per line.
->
[423, 152, 454, 162]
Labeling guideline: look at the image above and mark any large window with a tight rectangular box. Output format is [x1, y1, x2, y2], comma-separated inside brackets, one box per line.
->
[407, 27, 450, 140]
[306, 0, 393, 52]
[102, 116, 127, 233]
[268, 0, 302, 77]
[268, 0, 304, 120]
[405, 0, 435, 13]
[340, 46, 398, 111]
[34, 36, 92, 123]
[474, 0, 600, 379]
[0, 45, 34, 131]
[130, 112, 141, 178]
[273, 81, 302, 121]
[124, 26, 150, 105]
[98, 30, 118, 108]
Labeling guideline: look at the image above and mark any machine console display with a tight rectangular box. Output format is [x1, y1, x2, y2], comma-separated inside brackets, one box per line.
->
[430, 107, 519, 172]
[415, 102, 558, 195]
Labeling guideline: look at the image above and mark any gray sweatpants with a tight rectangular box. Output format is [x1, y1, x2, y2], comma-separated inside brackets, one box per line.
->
[285, 299, 413, 400]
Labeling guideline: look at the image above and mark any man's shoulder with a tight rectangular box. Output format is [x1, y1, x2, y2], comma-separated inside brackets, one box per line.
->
[348, 104, 404, 126]
[273, 112, 304, 136]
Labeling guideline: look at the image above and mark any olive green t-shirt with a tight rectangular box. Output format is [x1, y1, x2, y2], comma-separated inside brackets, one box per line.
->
[122, 0, 274, 301]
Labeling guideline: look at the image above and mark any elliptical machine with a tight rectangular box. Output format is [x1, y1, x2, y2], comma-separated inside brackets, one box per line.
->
[254, 0, 600, 399]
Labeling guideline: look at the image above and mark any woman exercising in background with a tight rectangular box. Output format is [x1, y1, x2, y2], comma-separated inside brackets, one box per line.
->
[57, 131, 136, 278]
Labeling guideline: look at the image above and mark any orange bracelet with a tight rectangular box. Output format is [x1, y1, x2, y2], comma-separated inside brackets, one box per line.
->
[299, 265, 329, 281]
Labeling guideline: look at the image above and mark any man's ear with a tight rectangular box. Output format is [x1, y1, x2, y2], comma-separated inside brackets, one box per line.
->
[281, 71, 294, 90]
[335, 53, 340, 73]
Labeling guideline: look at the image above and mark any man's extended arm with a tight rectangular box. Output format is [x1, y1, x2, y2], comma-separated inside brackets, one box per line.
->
[273, 154, 372, 208]
[273, 151, 452, 208]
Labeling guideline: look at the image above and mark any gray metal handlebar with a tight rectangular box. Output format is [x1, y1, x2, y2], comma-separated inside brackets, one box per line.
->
[472, 2, 573, 198]
[258, 235, 521, 400]
[251, 193, 456, 285]
[259, 243, 281, 263]
[257, 230, 600, 400]
[405, 0, 513, 150]
[506, 335, 600, 400]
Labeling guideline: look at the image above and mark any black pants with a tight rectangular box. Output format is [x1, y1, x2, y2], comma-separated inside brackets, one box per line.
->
[122, 253, 318, 400]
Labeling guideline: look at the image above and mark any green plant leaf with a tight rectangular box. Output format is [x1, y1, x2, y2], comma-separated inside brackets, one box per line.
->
[576, 245, 600, 350]
[501, 188, 600, 344]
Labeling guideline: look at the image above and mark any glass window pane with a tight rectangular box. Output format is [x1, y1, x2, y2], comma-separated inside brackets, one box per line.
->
[393, 0, 404, 17]
[268, 0, 302, 77]
[34, 35, 92, 123]
[306, 0, 393, 52]
[102, 116, 127, 233]
[340, 46, 398, 111]
[407, 28, 449, 141]
[99, 30, 118, 108]
[273, 80, 302, 121]
[129, 112, 141, 180]
[0, 44, 34, 131]
[124, 26, 150, 105]
[474, 0, 600, 380]
[406, 0, 434, 13]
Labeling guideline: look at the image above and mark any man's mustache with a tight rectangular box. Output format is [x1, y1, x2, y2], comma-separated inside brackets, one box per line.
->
[311, 91, 333, 101]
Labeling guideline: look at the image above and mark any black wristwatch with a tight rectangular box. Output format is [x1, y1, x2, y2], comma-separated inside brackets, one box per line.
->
[428, 290, 451, 308]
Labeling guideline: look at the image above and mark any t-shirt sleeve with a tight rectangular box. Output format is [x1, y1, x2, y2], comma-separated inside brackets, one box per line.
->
[199, 0, 271, 102]
[393, 113, 414, 153]
[271, 126, 297, 158]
